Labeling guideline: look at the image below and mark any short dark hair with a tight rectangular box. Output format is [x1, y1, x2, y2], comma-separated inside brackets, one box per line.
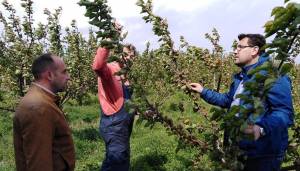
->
[123, 43, 137, 56]
[31, 53, 55, 80]
[238, 34, 266, 55]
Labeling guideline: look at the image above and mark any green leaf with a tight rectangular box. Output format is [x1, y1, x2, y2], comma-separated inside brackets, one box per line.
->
[292, 16, 300, 27]
[254, 72, 267, 82]
[275, 49, 289, 60]
[78, 0, 93, 6]
[253, 98, 263, 109]
[114, 68, 127, 76]
[136, 0, 143, 7]
[100, 39, 113, 47]
[280, 62, 293, 75]
[107, 55, 120, 63]
[264, 77, 276, 88]
[271, 6, 285, 17]
[248, 62, 270, 75]
[209, 107, 225, 121]
[264, 20, 274, 36]
[272, 38, 290, 48]
[295, 4, 300, 10]
[239, 121, 248, 132]
[235, 94, 249, 102]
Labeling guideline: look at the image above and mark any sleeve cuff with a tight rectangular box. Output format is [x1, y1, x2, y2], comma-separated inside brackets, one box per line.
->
[255, 120, 269, 136]
[200, 88, 208, 97]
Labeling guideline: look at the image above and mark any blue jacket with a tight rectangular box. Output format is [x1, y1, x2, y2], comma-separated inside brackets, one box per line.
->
[200, 54, 294, 158]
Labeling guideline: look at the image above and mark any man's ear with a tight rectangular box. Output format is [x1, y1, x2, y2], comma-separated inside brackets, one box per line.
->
[251, 46, 260, 56]
[43, 70, 54, 81]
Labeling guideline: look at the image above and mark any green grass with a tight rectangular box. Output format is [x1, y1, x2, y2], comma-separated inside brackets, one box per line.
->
[1, 92, 299, 170]
[61, 94, 200, 171]
[0, 93, 201, 171]
[130, 121, 196, 171]
[0, 111, 14, 171]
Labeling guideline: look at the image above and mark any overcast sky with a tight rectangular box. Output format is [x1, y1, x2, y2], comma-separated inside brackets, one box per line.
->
[1, 0, 300, 62]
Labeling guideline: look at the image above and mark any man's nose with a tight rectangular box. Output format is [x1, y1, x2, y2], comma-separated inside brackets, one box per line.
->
[234, 49, 238, 55]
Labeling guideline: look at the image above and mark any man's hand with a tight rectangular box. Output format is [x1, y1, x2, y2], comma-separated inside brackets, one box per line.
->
[188, 83, 204, 93]
[243, 124, 262, 140]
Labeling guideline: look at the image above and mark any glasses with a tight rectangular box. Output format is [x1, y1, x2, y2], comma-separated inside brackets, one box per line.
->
[236, 45, 257, 50]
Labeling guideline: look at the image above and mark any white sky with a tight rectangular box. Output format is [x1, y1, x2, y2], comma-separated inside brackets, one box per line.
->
[1, 0, 223, 28]
[1, 0, 300, 62]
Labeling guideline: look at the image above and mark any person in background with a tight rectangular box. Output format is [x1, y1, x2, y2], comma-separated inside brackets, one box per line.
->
[92, 33, 137, 170]
[13, 53, 75, 171]
[189, 34, 294, 171]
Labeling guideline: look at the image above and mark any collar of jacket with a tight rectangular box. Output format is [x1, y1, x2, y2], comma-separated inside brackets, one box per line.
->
[31, 83, 61, 105]
[235, 53, 270, 81]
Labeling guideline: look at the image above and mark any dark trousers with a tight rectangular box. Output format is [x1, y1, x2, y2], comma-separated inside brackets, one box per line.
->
[243, 156, 283, 171]
[99, 107, 134, 171]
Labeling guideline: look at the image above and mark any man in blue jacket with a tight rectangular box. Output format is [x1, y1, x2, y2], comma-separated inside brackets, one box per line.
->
[189, 34, 294, 171]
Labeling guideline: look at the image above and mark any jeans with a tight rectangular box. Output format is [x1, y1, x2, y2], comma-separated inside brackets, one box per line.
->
[99, 107, 134, 171]
[243, 156, 283, 171]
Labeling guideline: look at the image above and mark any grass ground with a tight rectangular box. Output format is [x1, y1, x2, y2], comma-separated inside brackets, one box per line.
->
[1, 91, 299, 170]
[0, 92, 202, 171]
